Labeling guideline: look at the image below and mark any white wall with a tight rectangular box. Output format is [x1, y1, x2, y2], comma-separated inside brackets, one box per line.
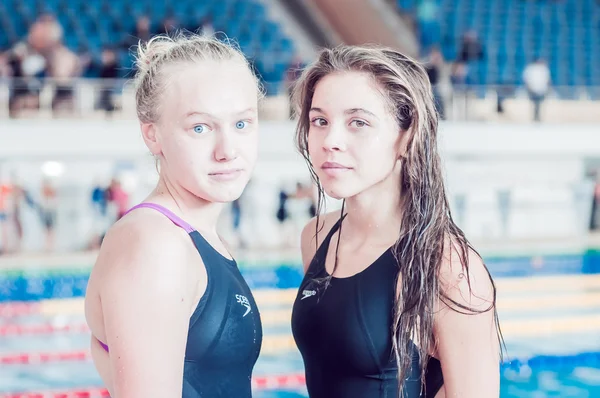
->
[3, 120, 600, 158]
[0, 120, 598, 251]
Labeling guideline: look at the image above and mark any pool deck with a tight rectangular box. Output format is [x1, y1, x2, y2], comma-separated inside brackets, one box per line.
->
[2, 232, 600, 271]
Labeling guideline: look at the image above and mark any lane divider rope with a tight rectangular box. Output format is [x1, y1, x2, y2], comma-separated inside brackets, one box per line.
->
[0, 374, 307, 397]
[0, 336, 299, 364]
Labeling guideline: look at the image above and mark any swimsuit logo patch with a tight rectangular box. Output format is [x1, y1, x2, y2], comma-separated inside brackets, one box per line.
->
[235, 294, 251, 317]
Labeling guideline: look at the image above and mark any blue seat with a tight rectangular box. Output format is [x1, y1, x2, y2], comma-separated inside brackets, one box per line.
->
[396, 0, 600, 99]
[2, 0, 297, 93]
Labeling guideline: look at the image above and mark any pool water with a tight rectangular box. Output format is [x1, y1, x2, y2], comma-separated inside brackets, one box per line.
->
[502, 365, 600, 397]
[1, 249, 600, 396]
[1, 313, 599, 397]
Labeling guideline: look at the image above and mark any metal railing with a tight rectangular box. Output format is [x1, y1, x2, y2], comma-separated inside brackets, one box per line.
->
[1, 78, 599, 122]
[0, 77, 289, 120]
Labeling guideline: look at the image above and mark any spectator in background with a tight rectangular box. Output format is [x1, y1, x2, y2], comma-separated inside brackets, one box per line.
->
[121, 16, 154, 76]
[0, 170, 37, 254]
[231, 198, 242, 243]
[5, 16, 50, 117]
[450, 61, 467, 87]
[496, 72, 516, 115]
[41, 17, 84, 116]
[591, 172, 600, 231]
[135, 16, 153, 42]
[158, 16, 180, 36]
[123, 16, 153, 50]
[522, 58, 550, 122]
[276, 184, 297, 247]
[90, 181, 109, 249]
[0, 178, 13, 254]
[94, 48, 120, 115]
[458, 30, 485, 64]
[48, 45, 81, 115]
[106, 178, 129, 221]
[91, 183, 108, 218]
[119, 14, 154, 75]
[424, 46, 446, 119]
[10, 176, 25, 253]
[40, 179, 58, 252]
[457, 30, 485, 85]
[276, 186, 289, 226]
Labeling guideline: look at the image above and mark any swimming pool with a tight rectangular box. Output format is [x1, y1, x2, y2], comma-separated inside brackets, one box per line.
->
[1, 248, 600, 397]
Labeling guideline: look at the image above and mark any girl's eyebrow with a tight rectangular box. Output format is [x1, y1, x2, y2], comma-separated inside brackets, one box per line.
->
[344, 108, 379, 120]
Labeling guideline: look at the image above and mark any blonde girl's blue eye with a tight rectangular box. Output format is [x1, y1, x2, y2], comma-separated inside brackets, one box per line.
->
[236, 121, 247, 129]
[193, 125, 205, 134]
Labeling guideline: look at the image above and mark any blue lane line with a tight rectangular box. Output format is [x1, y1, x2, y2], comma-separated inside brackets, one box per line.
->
[504, 351, 600, 371]
[0, 252, 600, 302]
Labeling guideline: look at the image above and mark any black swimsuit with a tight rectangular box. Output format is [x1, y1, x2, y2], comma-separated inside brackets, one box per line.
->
[291, 218, 444, 398]
[98, 203, 262, 397]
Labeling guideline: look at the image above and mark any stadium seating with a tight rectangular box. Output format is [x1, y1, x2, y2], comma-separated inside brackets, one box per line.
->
[397, 0, 600, 98]
[0, 0, 296, 94]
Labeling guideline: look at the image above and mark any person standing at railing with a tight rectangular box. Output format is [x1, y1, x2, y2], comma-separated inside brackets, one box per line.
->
[44, 18, 84, 117]
[457, 30, 485, 87]
[4, 18, 49, 117]
[93, 48, 120, 115]
[522, 58, 551, 122]
[457, 30, 485, 65]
